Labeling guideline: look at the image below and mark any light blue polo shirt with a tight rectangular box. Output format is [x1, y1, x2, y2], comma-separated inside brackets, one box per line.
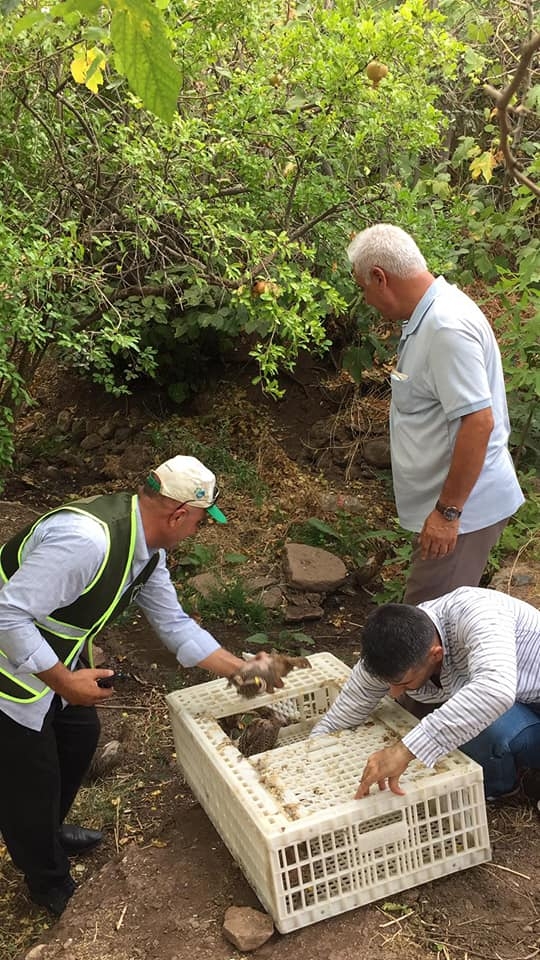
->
[390, 276, 524, 533]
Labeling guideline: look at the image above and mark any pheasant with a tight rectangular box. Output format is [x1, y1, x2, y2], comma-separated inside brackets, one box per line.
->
[237, 707, 287, 757]
[230, 653, 312, 698]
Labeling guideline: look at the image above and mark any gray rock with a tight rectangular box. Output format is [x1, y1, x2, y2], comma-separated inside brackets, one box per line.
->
[98, 419, 117, 440]
[308, 416, 350, 450]
[490, 566, 535, 592]
[244, 575, 279, 594]
[362, 436, 391, 468]
[284, 604, 324, 622]
[317, 491, 367, 515]
[114, 426, 133, 443]
[24, 946, 47, 960]
[71, 418, 86, 442]
[80, 432, 103, 451]
[286, 590, 322, 606]
[260, 586, 284, 610]
[284, 543, 347, 592]
[222, 905, 274, 951]
[331, 444, 354, 467]
[187, 571, 221, 598]
[513, 573, 534, 586]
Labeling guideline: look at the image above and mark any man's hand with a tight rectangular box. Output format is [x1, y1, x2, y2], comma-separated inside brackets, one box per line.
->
[419, 510, 459, 560]
[355, 742, 414, 798]
[37, 662, 116, 705]
[229, 652, 311, 698]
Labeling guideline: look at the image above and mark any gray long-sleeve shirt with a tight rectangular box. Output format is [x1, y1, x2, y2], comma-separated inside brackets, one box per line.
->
[311, 587, 540, 766]
[0, 502, 220, 730]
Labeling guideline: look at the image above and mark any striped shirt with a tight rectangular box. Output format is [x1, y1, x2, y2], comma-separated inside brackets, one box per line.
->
[311, 587, 540, 767]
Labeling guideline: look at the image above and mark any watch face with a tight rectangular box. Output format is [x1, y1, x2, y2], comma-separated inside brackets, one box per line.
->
[436, 501, 461, 521]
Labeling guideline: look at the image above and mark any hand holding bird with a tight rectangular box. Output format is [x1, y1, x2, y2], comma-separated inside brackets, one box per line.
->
[229, 653, 312, 698]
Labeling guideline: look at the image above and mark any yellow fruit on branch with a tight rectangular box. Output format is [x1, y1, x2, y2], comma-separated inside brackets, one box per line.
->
[366, 60, 389, 88]
[251, 280, 281, 297]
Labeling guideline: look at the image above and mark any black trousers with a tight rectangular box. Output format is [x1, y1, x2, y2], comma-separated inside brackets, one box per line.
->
[0, 696, 100, 892]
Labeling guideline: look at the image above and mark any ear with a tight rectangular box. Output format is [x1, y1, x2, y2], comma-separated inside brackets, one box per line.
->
[170, 504, 188, 526]
[430, 641, 444, 667]
[371, 266, 387, 286]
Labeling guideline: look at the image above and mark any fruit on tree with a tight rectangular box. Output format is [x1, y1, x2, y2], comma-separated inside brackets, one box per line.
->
[366, 60, 388, 88]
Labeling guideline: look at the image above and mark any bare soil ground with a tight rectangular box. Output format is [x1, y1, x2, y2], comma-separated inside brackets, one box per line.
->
[1, 356, 539, 960]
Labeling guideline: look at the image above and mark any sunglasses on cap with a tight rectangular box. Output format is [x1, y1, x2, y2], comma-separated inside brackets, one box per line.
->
[178, 488, 227, 525]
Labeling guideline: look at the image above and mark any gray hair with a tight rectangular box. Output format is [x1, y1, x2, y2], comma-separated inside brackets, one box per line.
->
[347, 224, 427, 283]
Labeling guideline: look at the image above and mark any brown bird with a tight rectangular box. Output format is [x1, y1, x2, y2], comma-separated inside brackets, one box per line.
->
[85, 739, 124, 782]
[237, 707, 287, 757]
[230, 653, 312, 698]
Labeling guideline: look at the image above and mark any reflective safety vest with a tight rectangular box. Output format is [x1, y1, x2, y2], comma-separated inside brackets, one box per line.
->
[0, 493, 158, 703]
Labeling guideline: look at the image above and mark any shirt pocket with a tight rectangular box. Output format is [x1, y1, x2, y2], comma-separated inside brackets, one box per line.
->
[391, 372, 418, 414]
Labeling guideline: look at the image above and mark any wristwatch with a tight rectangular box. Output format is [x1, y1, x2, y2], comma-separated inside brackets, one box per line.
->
[435, 500, 462, 521]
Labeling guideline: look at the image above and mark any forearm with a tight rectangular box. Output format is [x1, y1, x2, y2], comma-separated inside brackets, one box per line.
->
[311, 663, 387, 736]
[36, 660, 77, 697]
[197, 647, 245, 679]
[439, 408, 493, 508]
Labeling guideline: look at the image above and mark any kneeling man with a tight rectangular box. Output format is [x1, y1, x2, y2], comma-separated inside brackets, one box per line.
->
[312, 587, 540, 801]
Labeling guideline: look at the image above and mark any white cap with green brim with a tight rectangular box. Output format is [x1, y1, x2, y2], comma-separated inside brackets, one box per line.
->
[147, 455, 227, 524]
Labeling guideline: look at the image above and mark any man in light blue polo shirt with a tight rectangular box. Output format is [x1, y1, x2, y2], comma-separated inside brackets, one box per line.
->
[348, 224, 524, 604]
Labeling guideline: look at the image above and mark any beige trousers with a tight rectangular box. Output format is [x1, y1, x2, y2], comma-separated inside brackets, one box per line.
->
[403, 518, 509, 606]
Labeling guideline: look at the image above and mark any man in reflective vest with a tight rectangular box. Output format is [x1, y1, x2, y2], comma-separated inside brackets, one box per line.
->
[0, 454, 271, 916]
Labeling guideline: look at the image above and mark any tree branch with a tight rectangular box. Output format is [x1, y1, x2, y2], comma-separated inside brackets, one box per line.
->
[483, 32, 540, 197]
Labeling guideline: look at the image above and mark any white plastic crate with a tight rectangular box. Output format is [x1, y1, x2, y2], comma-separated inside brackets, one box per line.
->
[167, 652, 491, 933]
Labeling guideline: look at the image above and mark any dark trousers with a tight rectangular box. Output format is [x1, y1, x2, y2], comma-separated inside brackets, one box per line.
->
[0, 696, 100, 892]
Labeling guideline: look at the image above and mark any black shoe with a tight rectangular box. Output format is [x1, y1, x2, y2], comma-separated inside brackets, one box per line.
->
[59, 823, 103, 854]
[28, 876, 76, 916]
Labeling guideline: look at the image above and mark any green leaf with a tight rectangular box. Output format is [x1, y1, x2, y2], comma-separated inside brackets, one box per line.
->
[462, 47, 487, 76]
[382, 900, 409, 913]
[288, 631, 315, 646]
[0, 0, 23, 12]
[224, 552, 248, 565]
[342, 344, 373, 383]
[451, 136, 477, 164]
[51, 0, 103, 16]
[465, 20, 493, 43]
[12, 9, 46, 33]
[245, 633, 270, 645]
[110, 0, 181, 123]
[524, 86, 540, 111]
[285, 93, 309, 111]
[306, 517, 342, 539]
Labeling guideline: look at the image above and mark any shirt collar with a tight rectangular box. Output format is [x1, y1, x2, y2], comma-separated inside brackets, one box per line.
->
[400, 275, 447, 341]
[134, 498, 152, 564]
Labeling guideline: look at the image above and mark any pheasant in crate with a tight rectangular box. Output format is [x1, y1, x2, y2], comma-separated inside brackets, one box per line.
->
[237, 707, 287, 757]
[230, 653, 312, 698]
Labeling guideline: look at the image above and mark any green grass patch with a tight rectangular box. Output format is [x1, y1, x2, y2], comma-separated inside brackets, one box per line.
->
[187, 578, 269, 630]
[147, 419, 268, 505]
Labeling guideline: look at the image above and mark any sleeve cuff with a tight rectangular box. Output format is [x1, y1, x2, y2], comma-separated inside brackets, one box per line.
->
[12, 639, 59, 676]
[174, 630, 221, 668]
[402, 726, 443, 767]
